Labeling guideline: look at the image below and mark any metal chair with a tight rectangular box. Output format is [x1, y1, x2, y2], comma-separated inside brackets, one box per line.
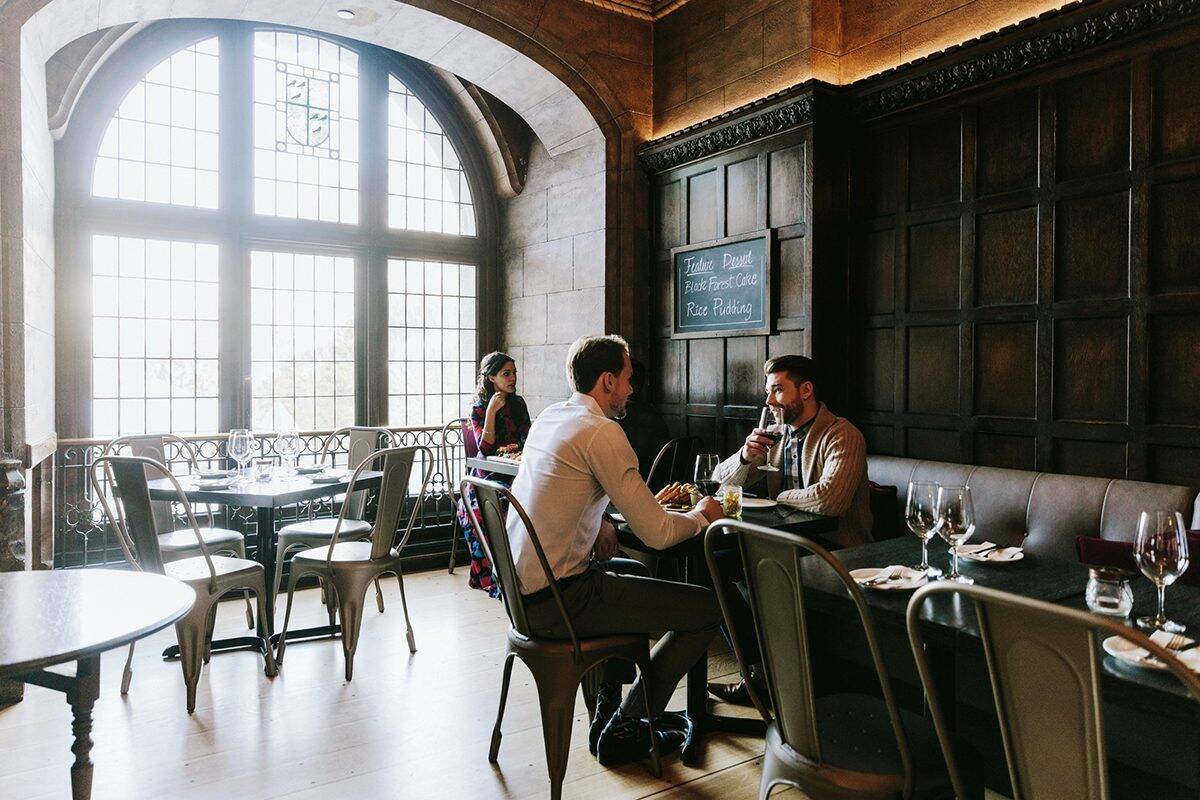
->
[102, 433, 255, 696]
[704, 519, 952, 800]
[646, 435, 701, 493]
[91, 454, 277, 713]
[462, 476, 662, 800]
[273, 426, 393, 614]
[907, 583, 1200, 800]
[440, 417, 469, 574]
[277, 445, 434, 681]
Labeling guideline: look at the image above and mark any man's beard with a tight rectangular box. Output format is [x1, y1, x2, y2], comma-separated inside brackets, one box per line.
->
[609, 399, 628, 420]
[778, 401, 805, 425]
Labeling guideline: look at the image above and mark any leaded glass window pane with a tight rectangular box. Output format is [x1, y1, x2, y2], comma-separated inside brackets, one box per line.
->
[250, 250, 356, 431]
[92, 37, 220, 208]
[387, 259, 476, 426]
[91, 234, 220, 436]
[387, 75, 475, 236]
[253, 32, 359, 224]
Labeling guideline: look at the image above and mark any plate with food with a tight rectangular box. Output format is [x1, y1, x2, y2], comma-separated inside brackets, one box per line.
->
[655, 482, 698, 511]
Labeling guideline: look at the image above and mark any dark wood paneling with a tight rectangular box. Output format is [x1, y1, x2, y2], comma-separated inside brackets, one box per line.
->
[1055, 191, 1130, 301]
[853, 228, 894, 314]
[687, 169, 719, 243]
[1054, 439, 1127, 479]
[855, 327, 894, 412]
[660, 179, 682, 250]
[1148, 314, 1200, 425]
[1055, 65, 1131, 180]
[976, 207, 1037, 306]
[725, 158, 759, 236]
[906, 427, 960, 461]
[907, 326, 958, 415]
[768, 144, 805, 227]
[1148, 444, 1200, 487]
[977, 90, 1039, 196]
[975, 322, 1036, 417]
[851, 132, 900, 218]
[1053, 317, 1127, 423]
[1149, 177, 1200, 294]
[909, 114, 962, 208]
[779, 236, 809, 319]
[908, 220, 960, 312]
[974, 433, 1036, 470]
[726, 335, 765, 407]
[687, 336, 724, 405]
[1152, 45, 1200, 164]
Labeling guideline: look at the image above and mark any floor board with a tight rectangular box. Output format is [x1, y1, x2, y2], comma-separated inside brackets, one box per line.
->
[0, 569, 781, 800]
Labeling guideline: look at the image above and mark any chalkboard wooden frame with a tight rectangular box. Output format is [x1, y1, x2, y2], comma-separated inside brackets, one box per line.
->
[670, 229, 775, 340]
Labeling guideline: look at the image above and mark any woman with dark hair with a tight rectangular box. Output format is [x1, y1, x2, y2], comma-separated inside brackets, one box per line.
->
[456, 351, 531, 596]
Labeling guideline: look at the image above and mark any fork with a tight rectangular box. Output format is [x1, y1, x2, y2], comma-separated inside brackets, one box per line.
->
[863, 567, 902, 587]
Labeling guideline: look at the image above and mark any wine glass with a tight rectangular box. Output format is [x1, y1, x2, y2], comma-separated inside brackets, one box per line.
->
[228, 428, 254, 485]
[907, 480, 942, 577]
[1134, 510, 1190, 633]
[935, 485, 975, 584]
[757, 406, 783, 473]
[276, 428, 302, 477]
[694, 454, 720, 498]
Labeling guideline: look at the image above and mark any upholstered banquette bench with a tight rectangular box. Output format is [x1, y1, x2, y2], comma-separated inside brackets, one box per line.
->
[867, 456, 1200, 562]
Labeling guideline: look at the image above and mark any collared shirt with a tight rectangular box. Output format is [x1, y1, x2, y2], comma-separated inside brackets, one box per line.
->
[505, 392, 709, 594]
[781, 417, 815, 492]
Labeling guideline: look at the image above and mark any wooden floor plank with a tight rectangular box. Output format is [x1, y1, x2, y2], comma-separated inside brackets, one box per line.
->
[0, 570, 772, 800]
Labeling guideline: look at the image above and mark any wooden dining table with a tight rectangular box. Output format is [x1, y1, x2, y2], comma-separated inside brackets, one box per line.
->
[801, 535, 1200, 799]
[616, 503, 838, 765]
[0, 569, 194, 799]
[146, 470, 381, 652]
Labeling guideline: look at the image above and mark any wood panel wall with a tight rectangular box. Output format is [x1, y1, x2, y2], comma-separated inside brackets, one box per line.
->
[652, 127, 815, 457]
[648, 15, 1200, 486]
[848, 37, 1200, 483]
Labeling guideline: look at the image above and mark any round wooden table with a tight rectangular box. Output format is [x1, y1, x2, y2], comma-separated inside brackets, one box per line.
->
[0, 569, 194, 799]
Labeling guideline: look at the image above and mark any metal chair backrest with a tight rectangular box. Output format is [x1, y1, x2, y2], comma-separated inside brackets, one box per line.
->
[439, 417, 469, 498]
[460, 476, 585, 661]
[907, 582, 1200, 800]
[90, 454, 218, 589]
[103, 433, 203, 535]
[646, 435, 701, 492]
[319, 426, 392, 520]
[327, 445, 434, 561]
[704, 519, 916, 795]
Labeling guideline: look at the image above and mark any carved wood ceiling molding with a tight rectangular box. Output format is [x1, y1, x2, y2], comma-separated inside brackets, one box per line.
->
[575, 0, 691, 20]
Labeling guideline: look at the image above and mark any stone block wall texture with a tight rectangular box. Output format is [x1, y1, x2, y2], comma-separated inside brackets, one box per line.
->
[653, 0, 1072, 136]
[500, 136, 608, 416]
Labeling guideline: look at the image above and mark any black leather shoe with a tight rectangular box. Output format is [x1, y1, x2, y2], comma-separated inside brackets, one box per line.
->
[596, 716, 686, 767]
[589, 683, 623, 756]
[707, 678, 753, 706]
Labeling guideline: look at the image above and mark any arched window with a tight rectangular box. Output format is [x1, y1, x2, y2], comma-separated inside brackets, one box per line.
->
[58, 20, 492, 438]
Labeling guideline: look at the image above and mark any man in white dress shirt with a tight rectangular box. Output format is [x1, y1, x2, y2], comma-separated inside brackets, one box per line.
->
[506, 334, 725, 766]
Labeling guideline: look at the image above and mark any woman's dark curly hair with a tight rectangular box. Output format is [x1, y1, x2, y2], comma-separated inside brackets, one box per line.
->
[475, 351, 516, 403]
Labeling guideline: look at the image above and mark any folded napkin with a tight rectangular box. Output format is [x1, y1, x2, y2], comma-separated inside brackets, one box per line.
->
[1147, 630, 1200, 673]
[959, 542, 1022, 561]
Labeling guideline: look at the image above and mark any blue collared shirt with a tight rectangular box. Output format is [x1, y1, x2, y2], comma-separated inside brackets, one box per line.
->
[781, 418, 815, 492]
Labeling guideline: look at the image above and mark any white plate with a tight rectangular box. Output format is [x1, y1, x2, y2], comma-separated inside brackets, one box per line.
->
[1103, 635, 1172, 672]
[850, 566, 928, 591]
[742, 498, 778, 509]
[196, 470, 230, 480]
[958, 543, 1025, 563]
[309, 473, 345, 483]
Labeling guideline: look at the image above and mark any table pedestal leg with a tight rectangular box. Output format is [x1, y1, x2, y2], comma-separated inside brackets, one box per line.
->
[256, 505, 278, 634]
[67, 656, 100, 800]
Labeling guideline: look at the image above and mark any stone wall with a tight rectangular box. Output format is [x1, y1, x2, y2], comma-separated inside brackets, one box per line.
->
[652, 0, 1072, 136]
[500, 135, 608, 415]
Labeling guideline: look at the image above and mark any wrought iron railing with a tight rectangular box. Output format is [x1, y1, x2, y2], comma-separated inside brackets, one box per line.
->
[54, 425, 465, 569]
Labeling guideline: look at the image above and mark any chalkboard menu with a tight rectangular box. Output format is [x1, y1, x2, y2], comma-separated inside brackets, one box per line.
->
[671, 230, 774, 339]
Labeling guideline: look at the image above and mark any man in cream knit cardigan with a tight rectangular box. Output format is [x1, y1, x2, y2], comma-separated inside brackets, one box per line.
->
[708, 354, 872, 704]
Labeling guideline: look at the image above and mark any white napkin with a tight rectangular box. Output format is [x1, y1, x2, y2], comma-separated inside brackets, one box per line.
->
[1147, 630, 1200, 673]
[959, 541, 1022, 561]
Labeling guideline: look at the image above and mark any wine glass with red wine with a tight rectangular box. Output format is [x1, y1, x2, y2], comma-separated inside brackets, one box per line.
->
[694, 454, 720, 497]
[757, 406, 784, 472]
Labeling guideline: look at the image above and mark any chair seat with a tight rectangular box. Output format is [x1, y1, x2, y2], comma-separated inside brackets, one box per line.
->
[292, 541, 391, 564]
[159, 526, 244, 554]
[810, 693, 950, 793]
[278, 518, 372, 539]
[165, 554, 262, 584]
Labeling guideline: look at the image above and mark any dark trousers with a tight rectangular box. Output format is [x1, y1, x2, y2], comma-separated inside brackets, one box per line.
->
[524, 558, 722, 718]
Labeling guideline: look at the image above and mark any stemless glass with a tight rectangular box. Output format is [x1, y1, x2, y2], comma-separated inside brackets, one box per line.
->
[276, 428, 302, 476]
[906, 480, 942, 577]
[935, 485, 975, 584]
[1135, 510, 1190, 633]
[228, 428, 254, 485]
[757, 406, 783, 473]
[694, 454, 720, 497]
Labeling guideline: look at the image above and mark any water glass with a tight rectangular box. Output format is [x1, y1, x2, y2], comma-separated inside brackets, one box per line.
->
[695, 454, 720, 497]
[1135, 510, 1190, 633]
[254, 457, 274, 483]
[935, 485, 975, 584]
[720, 484, 743, 518]
[228, 428, 254, 484]
[906, 480, 942, 577]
